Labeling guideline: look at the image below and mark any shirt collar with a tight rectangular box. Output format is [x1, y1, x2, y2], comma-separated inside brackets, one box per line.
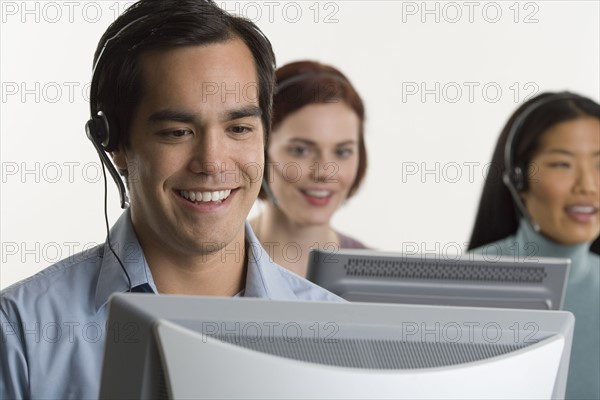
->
[94, 215, 298, 310]
[94, 209, 157, 311]
[242, 221, 300, 300]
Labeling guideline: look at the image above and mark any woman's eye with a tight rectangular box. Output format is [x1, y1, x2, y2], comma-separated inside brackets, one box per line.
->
[336, 148, 353, 158]
[548, 161, 571, 169]
[289, 146, 310, 157]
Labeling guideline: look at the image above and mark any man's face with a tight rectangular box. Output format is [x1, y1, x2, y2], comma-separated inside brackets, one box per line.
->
[113, 39, 264, 258]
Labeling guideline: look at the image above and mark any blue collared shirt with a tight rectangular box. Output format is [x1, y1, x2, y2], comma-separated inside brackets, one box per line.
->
[1, 210, 341, 399]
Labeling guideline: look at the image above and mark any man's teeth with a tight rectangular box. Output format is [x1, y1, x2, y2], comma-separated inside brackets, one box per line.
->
[304, 190, 331, 198]
[180, 189, 232, 202]
[566, 205, 596, 214]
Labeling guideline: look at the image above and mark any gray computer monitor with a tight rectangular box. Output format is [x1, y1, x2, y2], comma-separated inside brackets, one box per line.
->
[307, 249, 570, 310]
[99, 294, 574, 399]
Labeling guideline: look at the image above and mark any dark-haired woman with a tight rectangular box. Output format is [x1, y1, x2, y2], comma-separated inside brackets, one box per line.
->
[469, 92, 600, 399]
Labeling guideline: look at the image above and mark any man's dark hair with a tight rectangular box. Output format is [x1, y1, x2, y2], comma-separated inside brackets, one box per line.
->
[91, 0, 276, 152]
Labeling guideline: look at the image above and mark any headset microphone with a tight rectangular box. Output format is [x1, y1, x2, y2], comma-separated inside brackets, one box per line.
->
[502, 172, 540, 232]
[84, 16, 150, 292]
[85, 17, 147, 210]
[261, 178, 280, 207]
[85, 112, 129, 209]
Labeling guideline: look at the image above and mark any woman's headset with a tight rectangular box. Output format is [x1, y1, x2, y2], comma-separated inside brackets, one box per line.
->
[502, 91, 579, 231]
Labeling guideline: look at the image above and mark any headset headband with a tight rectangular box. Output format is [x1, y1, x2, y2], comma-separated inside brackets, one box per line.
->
[275, 71, 351, 95]
[503, 91, 577, 184]
[502, 91, 580, 232]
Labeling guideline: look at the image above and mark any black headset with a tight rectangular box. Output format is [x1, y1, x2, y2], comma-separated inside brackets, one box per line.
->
[502, 91, 579, 231]
[84, 17, 149, 209]
[273, 71, 350, 96]
[84, 17, 154, 291]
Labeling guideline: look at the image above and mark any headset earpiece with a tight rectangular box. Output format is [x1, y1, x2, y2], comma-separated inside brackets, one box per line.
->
[85, 16, 146, 210]
[86, 111, 111, 150]
[85, 110, 129, 209]
[511, 165, 525, 192]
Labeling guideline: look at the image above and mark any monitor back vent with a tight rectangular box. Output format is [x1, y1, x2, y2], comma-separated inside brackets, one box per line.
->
[215, 336, 531, 369]
[344, 259, 547, 283]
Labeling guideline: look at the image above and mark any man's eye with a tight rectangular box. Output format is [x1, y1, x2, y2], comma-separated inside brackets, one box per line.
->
[161, 129, 192, 138]
[229, 126, 252, 135]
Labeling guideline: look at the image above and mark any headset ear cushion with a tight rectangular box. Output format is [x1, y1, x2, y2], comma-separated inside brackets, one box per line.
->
[513, 166, 525, 191]
[85, 112, 111, 150]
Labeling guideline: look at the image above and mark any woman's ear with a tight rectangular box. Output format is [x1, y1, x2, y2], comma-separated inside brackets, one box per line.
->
[519, 191, 528, 207]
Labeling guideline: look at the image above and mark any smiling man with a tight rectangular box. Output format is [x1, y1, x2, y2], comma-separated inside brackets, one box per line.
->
[0, 1, 339, 398]
[115, 41, 266, 297]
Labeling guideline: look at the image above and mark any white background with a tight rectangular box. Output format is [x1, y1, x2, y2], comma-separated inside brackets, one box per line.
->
[1, 1, 599, 289]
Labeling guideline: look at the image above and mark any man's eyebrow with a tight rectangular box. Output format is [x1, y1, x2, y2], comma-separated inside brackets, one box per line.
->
[148, 109, 196, 123]
[224, 106, 262, 122]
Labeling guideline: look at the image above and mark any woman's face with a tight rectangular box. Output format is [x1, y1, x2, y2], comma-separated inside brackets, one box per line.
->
[522, 117, 600, 245]
[266, 102, 361, 227]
